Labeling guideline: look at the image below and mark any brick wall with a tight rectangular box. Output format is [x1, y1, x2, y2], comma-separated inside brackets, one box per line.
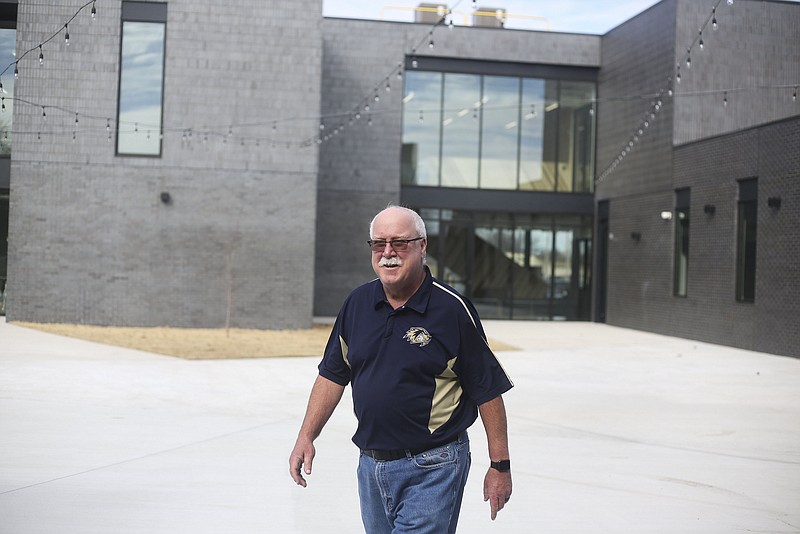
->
[598, 0, 800, 357]
[6, 0, 323, 328]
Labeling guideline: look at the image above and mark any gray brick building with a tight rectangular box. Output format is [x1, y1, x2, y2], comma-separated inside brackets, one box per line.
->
[1, 0, 798, 357]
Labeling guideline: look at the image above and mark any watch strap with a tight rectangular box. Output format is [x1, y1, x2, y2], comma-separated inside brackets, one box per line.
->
[490, 459, 511, 472]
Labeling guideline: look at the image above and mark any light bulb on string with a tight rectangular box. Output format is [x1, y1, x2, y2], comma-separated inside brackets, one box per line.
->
[39, 45, 43, 64]
[397, 63, 403, 80]
[698, 31, 704, 50]
[793, 87, 797, 102]
[364, 102, 370, 112]
[676, 68, 681, 84]
[428, 34, 434, 49]
[75, 113, 79, 125]
[367, 114, 373, 127]
[448, 17, 454, 30]
[64, 24, 70, 46]
[412, 57, 418, 69]
[374, 91, 380, 102]
[385, 79, 391, 92]
[14, 62, 18, 78]
[686, 50, 691, 68]
[723, 91, 728, 107]
[41, 106, 46, 120]
[712, 8, 718, 30]
[91, 0, 96, 19]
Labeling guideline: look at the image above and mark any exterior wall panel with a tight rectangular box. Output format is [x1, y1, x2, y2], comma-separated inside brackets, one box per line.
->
[7, 0, 323, 328]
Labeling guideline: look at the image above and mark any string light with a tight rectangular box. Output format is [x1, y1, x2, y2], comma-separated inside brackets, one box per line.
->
[91, 0, 96, 19]
[723, 91, 728, 107]
[39, 46, 44, 65]
[712, 8, 718, 30]
[2, 0, 794, 156]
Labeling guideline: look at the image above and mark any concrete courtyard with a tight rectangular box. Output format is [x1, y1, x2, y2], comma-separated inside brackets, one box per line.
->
[1, 317, 798, 533]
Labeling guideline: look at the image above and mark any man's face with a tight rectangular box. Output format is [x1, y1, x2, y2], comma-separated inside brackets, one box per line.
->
[370, 209, 427, 297]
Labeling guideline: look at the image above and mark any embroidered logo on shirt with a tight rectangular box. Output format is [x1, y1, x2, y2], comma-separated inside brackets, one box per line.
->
[403, 327, 432, 347]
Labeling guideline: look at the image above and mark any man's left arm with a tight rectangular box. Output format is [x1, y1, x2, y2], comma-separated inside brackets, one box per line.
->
[478, 394, 512, 520]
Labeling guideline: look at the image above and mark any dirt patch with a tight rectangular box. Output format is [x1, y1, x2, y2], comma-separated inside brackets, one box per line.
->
[16, 322, 518, 360]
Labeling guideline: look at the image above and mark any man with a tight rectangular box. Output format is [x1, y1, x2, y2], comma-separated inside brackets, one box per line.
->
[289, 206, 513, 533]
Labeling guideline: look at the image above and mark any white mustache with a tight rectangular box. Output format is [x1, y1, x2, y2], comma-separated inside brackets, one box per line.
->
[378, 257, 403, 267]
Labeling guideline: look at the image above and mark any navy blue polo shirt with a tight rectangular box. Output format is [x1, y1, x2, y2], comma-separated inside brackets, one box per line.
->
[318, 266, 513, 451]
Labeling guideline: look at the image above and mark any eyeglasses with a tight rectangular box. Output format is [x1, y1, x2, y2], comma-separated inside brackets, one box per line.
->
[367, 236, 424, 252]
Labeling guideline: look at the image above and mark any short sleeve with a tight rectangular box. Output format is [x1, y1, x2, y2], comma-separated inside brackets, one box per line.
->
[317, 306, 352, 387]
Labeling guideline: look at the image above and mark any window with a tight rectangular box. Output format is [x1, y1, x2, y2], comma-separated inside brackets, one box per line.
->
[736, 179, 757, 302]
[419, 209, 592, 320]
[117, 2, 167, 156]
[401, 64, 596, 193]
[673, 188, 690, 297]
[0, 4, 17, 156]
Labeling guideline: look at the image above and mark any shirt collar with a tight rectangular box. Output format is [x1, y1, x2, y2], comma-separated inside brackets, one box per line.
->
[372, 265, 433, 313]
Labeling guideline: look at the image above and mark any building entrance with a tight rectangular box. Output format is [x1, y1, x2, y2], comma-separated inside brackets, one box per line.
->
[423, 209, 592, 321]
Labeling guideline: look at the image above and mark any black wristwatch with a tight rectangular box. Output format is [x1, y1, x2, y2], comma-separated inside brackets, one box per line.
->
[490, 459, 511, 472]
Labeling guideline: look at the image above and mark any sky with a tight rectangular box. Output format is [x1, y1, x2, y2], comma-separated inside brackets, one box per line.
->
[323, 0, 665, 34]
[323, 0, 800, 34]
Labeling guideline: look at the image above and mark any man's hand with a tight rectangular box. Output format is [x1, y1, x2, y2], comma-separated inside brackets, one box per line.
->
[483, 468, 512, 520]
[289, 436, 315, 487]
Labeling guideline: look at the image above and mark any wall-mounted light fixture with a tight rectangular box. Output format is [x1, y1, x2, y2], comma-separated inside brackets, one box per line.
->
[160, 192, 172, 205]
[703, 204, 716, 215]
[630, 232, 641, 242]
[660, 210, 673, 221]
[767, 196, 782, 209]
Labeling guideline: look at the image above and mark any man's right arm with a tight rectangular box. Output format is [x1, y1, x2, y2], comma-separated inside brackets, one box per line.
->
[289, 375, 346, 487]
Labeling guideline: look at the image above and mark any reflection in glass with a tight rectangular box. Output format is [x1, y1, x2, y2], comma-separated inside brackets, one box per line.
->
[480, 76, 520, 190]
[401, 69, 596, 193]
[674, 206, 690, 296]
[558, 81, 596, 192]
[441, 74, 480, 188]
[117, 21, 165, 156]
[402, 72, 442, 185]
[473, 213, 514, 317]
[419, 209, 592, 320]
[736, 197, 757, 302]
[519, 79, 548, 190]
[0, 28, 16, 155]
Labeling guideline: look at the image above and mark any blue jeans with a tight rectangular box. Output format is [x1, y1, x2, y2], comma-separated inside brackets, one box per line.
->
[357, 432, 471, 534]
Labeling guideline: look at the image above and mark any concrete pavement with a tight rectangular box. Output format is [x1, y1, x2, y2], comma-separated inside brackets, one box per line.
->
[1, 317, 798, 533]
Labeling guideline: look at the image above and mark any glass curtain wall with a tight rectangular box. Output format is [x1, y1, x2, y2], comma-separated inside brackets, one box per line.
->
[421, 209, 592, 320]
[402, 70, 596, 193]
